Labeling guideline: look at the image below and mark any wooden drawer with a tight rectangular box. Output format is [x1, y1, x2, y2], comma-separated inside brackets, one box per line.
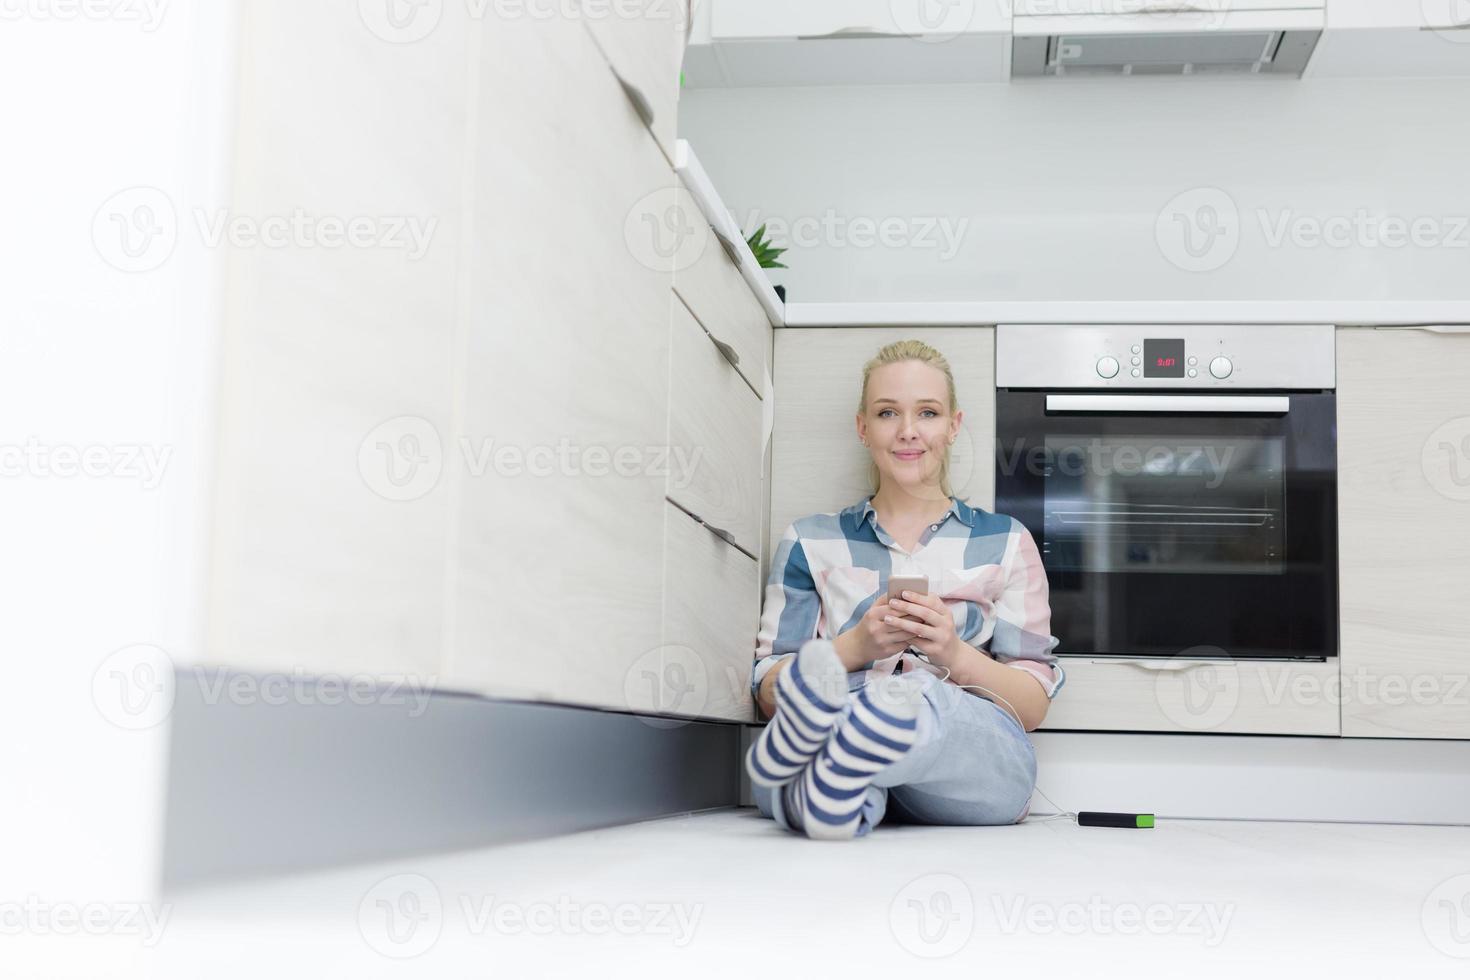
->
[579, 0, 686, 162]
[1038, 657, 1341, 736]
[672, 186, 769, 397]
[667, 294, 763, 557]
[660, 499, 760, 722]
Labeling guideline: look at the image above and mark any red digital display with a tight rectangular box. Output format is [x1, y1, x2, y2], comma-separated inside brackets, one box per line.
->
[1144, 339, 1186, 378]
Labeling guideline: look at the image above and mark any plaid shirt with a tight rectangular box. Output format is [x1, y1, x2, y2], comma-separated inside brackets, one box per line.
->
[752, 495, 1065, 709]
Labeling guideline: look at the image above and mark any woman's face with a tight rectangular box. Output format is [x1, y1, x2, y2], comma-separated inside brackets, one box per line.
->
[856, 360, 963, 495]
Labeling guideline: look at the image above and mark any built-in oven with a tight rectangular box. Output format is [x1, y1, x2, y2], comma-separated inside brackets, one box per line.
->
[995, 324, 1337, 662]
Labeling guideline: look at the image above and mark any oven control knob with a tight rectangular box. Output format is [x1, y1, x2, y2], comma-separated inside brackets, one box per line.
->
[1096, 356, 1120, 379]
[1209, 356, 1233, 379]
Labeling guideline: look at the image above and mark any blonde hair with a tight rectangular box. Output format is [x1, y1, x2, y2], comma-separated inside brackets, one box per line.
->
[857, 339, 959, 497]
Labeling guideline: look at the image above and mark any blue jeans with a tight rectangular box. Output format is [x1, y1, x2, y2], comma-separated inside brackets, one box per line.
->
[751, 668, 1038, 836]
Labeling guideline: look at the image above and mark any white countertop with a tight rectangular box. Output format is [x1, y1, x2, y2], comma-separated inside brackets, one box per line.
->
[782, 300, 1470, 327]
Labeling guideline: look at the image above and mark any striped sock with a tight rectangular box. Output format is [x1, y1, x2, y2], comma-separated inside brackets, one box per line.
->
[780, 677, 922, 841]
[746, 639, 848, 788]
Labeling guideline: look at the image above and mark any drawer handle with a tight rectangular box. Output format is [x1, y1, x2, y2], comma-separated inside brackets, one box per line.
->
[797, 25, 902, 40]
[613, 69, 656, 129]
[1374, 324, 1470, 334]
[1093, 659, 1226, 672]
[709, 334, 741, 367]
[702, 520, 739, 548]
[712, 227, 744, 268]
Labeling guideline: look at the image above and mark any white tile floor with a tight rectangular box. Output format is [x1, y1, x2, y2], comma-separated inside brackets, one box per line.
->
[20, 807, 1470, 978]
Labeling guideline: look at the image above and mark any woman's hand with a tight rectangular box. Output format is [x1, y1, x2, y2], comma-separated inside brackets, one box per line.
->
[834, 597, 915, 670]
[885, 591, 963, 665]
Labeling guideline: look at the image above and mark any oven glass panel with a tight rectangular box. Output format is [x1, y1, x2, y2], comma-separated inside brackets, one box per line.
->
[1042, 434, 1284, 575]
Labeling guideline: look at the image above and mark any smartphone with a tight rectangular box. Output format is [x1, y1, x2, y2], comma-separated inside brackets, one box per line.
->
[886, 575, 929, 622]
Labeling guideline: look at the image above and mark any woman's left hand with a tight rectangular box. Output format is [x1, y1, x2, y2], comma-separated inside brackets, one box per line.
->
[884, 591, 963, 664]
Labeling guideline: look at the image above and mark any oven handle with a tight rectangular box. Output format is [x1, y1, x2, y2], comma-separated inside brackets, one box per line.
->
[1045, 394, 1290, 414]
[1088, 659, 1230, 672]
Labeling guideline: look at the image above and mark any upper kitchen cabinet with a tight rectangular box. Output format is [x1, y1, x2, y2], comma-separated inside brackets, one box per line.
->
[577, 0, 688, 161]
[1310, 0, 1470, 78]
[685, 0, 1011, 86]
[1338, 327, 1470, 739]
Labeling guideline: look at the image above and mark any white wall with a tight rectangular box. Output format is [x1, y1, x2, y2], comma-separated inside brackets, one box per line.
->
[679, 77, 1470, 305]
[0, 0, 235, 968]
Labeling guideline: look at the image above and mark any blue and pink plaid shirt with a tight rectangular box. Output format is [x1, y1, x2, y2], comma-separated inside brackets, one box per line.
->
[752, 494, 1065, 709]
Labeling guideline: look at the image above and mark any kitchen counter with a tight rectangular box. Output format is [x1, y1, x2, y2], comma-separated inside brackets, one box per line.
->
[781, 300, 1470, 328]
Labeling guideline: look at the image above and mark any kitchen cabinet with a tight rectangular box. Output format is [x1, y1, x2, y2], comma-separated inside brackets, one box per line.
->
[1338, 326, 1470, 739]
[576, 0, 687, 162]
[205, 0, 476, 681]
[450, 13, 677, 713]
[769, 327, 997, 560]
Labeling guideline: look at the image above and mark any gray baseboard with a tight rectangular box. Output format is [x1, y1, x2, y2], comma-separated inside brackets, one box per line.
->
[161, 668, 742, 890]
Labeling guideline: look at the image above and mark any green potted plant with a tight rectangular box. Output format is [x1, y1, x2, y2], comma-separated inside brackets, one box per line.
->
[745, 223, 787, 302]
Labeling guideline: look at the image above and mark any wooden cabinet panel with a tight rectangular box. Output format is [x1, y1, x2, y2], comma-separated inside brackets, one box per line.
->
[1338, 327, 1470, 739]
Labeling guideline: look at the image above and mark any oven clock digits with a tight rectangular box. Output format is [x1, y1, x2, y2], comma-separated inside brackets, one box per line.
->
[1143, 338, 1186, 379]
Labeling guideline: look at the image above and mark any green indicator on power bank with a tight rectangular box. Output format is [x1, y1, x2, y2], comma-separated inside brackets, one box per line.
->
[1078, 811, 1155, 829]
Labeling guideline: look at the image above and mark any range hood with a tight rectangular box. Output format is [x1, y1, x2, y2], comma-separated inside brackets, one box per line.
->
[1012, 0, 1325, 78]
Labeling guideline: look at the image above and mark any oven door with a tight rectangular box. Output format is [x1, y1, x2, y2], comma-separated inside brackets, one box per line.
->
[995, 391, 1337, 661]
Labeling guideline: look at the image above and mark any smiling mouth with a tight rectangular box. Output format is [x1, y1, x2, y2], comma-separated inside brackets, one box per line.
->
[893, 450, 925, 460]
